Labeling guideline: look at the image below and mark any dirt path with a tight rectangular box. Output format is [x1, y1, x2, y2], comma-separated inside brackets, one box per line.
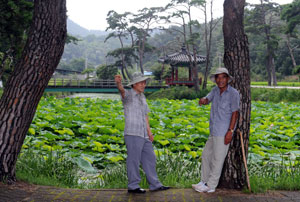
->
[1, 181, 300, 202]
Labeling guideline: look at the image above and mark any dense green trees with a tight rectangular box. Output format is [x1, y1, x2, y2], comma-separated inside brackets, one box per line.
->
[0, 0, 33, 86]
[0, 0, 67, 183]
[104, 7, 164, 79]
[281, 0, 300, 74]
[245, 0, 282, 86]
[58, 58, 93, 72]
[96, 64, 118, 80]
[60, 1, 298, 84]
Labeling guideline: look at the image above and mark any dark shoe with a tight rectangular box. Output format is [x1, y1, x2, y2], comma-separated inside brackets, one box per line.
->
[151, 186, 170, 191]
[128, 188, 146, 194]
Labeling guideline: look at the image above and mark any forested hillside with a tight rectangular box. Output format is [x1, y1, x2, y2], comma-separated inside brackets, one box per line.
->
[59, 0, 300, 82]
[67, 19, 107, 37]
[1, 0, 299, 85]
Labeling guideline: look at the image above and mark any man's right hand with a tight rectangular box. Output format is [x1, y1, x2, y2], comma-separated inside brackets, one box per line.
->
[115, 75, 122, 84]
[199, 98, 209, 106]
[115, 75, 125, 99]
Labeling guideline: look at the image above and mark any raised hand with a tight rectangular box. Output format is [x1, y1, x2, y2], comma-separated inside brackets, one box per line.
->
[114, 75, 122, 84]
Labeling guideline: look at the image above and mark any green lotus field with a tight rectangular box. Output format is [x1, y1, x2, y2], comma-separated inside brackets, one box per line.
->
[22, 97, 300, 172]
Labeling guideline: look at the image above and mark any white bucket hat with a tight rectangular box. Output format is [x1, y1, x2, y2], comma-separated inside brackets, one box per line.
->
[127, 72, 150, 87]
[210, 67, 233, 83]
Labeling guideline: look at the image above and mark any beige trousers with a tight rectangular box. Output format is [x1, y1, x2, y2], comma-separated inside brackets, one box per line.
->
[201, 135, 230, 189]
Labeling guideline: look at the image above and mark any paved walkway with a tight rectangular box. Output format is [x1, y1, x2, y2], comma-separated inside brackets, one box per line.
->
[1, 184, 300, 202]
[251, 85, 300, 89]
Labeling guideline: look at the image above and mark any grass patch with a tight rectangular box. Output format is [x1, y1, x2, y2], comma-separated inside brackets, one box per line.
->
[248, 160, 300, 193]
[16, 150, 300, 192]
[16, 150, 79, 188]
[16, 151, 201, 189]
[79, 152, 201, 189]
[155, 152, 201, 188]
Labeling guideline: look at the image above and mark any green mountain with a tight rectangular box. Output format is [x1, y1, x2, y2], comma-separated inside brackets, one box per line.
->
[67, 18, 107, 37]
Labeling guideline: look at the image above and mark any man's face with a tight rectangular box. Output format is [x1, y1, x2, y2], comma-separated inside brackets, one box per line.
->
[133, 80, 147, 93]
[215, 73, 229, 89]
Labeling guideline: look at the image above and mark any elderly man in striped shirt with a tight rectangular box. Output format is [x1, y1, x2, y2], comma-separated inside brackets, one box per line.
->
[115, 72, 169, 194]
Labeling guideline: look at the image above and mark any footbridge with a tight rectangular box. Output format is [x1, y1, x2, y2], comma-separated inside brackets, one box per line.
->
[45, 78, 168, 93]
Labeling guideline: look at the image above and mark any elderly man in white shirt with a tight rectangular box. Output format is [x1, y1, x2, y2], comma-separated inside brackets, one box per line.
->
[115, 72, 169, 194]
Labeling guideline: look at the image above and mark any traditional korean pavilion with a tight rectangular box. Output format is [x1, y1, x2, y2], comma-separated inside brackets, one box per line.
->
[158, 45, 206, 86]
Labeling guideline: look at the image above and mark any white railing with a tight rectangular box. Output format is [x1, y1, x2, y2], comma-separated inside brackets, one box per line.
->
[48, 78, 165, 88]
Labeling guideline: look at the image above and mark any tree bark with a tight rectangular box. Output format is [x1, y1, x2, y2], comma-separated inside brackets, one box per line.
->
[0, 0, 66, 183]
[218, 0, 251, 189]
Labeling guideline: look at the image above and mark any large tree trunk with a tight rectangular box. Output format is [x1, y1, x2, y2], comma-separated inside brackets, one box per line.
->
[266, 34, 277, 86]
[265, 29, 273, 86]
[218, 0, 251, 189]
[0, 0, 66, 183]
[202, 0, 214, 90]
[260, 0, 277, 86]
[187, 11, 200, 92]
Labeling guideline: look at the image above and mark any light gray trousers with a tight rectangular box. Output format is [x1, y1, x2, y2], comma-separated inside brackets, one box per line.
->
[124, 135, 162, 190]
[201, 135, 230, 189]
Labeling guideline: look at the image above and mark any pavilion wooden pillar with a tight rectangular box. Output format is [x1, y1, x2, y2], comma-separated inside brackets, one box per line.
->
[171, 65, 174, 81]
[175, 67, 179, 81]
[189, 67, 192, 81]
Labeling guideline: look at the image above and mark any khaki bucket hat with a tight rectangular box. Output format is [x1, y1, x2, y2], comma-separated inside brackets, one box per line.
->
[210, 67, 233, 83]
[127, 72, 150, 86]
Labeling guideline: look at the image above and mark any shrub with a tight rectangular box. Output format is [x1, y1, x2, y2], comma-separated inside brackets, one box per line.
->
[147, 86, 211, 100]
[251, 88, 300, 103]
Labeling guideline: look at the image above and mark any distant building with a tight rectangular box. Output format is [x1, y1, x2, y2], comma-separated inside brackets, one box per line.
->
[144, 71, 153, 76]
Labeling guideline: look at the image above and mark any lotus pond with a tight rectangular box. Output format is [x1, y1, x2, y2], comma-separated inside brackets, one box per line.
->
[22, 97, 300, 172]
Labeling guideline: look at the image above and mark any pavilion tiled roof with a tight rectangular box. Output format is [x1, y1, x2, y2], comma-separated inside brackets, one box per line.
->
[158, 45, 206, 66]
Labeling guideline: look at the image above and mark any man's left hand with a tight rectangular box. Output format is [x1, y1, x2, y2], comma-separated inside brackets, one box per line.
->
[224, 131, 233, 145]
[148, 134, 154, 142]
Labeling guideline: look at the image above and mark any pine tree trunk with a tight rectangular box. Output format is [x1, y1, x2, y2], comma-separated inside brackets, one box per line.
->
[218, 0, 251, 189]
[266, 43, 276, 86]
[271, 57, 277, 86]
[286, 35, 297, 68]
[260, 0, 276, 86]
[266, 57, 272, 86]
[0, 0, 66, 183]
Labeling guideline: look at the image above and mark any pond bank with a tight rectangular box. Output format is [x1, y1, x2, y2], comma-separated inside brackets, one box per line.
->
[68, 93, 120, 100]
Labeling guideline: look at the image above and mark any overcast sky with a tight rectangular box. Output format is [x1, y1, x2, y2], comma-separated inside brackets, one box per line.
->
[66, 0, 293, 30]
